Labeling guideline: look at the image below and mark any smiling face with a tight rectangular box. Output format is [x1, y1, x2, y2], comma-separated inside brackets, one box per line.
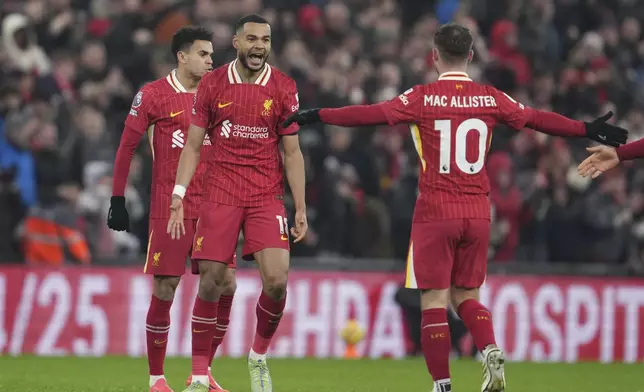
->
[233, 22, 272, 72]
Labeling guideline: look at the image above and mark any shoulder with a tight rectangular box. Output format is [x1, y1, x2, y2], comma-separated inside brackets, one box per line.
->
[481, 83, 498, 96]
[269, 66, 296, 89]
[130, 79, 166, 111]
[142, 77, 171, 94]
[395, 84, 426, 105]
[135, 78, 169, 102]
[200, 65, 229, 88]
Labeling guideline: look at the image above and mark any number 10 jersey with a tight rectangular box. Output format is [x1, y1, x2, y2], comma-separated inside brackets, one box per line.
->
[380, 72, 529, 222]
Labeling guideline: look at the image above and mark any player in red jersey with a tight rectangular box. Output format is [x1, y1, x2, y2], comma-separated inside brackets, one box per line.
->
[577, 139, 644, 177]
[168, 15, 307, 392]
[108, 27, 236, 392]
[285, 23, 627, 392]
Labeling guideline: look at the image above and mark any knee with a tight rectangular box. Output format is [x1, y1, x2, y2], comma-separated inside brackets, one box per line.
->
[421, 288, 450, 310]
[153, 276, 180, 301]
[450, 287, 479, 310]
[198, 262, 227, 300]
[263, 273, 288, 300]
[222, 270, 237, 296]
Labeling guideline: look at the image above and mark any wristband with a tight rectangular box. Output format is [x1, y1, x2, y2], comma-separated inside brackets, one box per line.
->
[172, 185, 187, 199]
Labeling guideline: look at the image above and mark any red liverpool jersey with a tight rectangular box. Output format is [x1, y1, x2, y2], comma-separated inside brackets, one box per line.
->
[124, 70, 210, 219]
[380, 72, 530, 221]
[192, 60, 300, 207]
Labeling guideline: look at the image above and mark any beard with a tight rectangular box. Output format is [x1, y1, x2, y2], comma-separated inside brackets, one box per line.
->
[238, 50, 269, 72]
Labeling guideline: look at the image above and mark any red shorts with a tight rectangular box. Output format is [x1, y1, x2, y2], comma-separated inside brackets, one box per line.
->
[405, 219, 490, 290]
[144, 218, 236, 276]
[192, 201, 290, 262]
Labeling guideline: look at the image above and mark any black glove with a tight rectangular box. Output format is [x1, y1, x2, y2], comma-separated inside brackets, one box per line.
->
[584, 111, 628, 147]
[107, 196, 130, 232]
[282, 108, 321, 128]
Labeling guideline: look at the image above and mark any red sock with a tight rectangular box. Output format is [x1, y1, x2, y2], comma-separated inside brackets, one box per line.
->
[421, 308, 451, 382]
[191, 296, 218, 375]
[208, 294, 234, 365]
[146, 295, 173, 376]
[251, 291, 286, 354]
[457, 299, 496, 351]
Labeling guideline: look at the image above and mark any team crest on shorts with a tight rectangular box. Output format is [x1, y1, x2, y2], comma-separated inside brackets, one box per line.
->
[195, 236, 204, 251]
[152, 252, 161, 266]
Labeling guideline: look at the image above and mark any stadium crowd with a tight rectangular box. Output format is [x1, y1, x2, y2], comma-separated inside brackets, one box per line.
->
[1, 0, 644, 270]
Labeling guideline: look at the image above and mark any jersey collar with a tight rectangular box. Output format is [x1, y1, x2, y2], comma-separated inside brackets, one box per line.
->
[166, 69, 188, 93]
[227, 59, 272, 86]
[438, 72, 472, 81]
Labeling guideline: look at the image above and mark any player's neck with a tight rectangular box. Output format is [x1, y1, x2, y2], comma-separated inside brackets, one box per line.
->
[235, 59, 263, 84]
[175, 67, 199, 92]
[437, 65, 468, 77]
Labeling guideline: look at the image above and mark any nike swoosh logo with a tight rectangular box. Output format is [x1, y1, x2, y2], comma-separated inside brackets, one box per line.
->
[170, 110, 184, 117]
[218, 102, 233, 108]
[154, 339, 167, 345]
[280, 235, 288, 241]
[193, 329, 208, 333]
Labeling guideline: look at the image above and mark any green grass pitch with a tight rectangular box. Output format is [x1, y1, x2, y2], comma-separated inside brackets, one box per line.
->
[0, 356, 642, 391]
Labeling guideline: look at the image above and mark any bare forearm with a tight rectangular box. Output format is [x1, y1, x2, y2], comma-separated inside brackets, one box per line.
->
[175, 124, 206, 190]
[285, 151, 306, 211]
[175, 148, 200, 188]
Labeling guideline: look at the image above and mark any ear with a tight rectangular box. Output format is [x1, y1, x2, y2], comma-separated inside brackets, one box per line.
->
[432, 47, 439, 63]
[177, 51, 186, 65]
[232, 35, 239, 50]
[468, 50, 474, 63]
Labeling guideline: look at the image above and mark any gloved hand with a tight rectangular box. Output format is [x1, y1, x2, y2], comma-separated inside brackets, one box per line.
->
[282, 108, 321, 128]
[584, 111, 628, 147]
[107, 196, 130, 232]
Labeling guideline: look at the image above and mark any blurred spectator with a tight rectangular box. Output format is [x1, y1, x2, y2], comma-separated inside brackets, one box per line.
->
[1, 0, 644, 269]
[487, 152, 522, 261]
[1, 13, 51, 74]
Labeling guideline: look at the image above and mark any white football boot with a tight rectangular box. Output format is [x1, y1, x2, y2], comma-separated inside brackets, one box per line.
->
[481, 346, 506, 392]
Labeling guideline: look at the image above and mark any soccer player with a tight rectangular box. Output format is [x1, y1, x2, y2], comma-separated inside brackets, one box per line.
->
[168, 14, 308, 392]
[108, 27, 236, 392]
[284, 23, 627, 392]
[577, 141, 642, 178]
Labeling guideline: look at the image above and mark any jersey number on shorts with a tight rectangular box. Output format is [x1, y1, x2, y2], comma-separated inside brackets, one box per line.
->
[276, 215, 289, 239]
[434, 118, 488, 175]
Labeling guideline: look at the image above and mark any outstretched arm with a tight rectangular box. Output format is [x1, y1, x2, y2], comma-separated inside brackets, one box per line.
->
[578, 137, 644, 179]
[284, 86, 423, 128]
[318, 104, 389, 127]
[523, 108, 586, 137]
[493, 89, 627, 147]
[616, 138, 644, 161]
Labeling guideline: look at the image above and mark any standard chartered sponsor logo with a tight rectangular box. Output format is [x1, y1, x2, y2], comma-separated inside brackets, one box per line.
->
[220, 120, 231, 138]
[171, 130, 185, 148]
[220, 120, 269, 139]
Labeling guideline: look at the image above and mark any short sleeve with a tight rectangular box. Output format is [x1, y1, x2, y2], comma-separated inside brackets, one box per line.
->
[124, 86, 157, 135]
[192, 78, 213, 129]
[489, 87, 529, 130]
[380, 85, 424, 126]
[277, 79, 300, 136]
